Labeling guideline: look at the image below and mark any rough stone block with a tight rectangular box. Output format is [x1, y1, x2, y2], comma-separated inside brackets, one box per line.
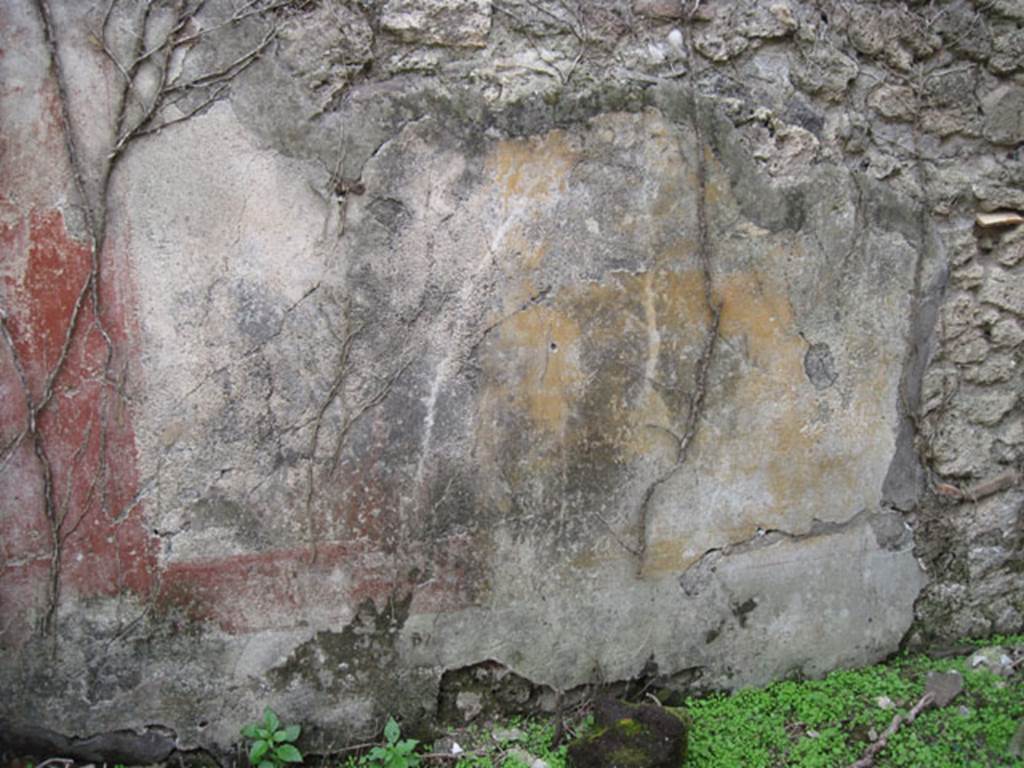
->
[633, 0, 682, 19]
[990, 27, 1024, 73]
[790, 45, 858, 100]
[567, 699, 688, 768]
[868, 84, 917, 122]
[982, 84, 1024, 145]
[381, 0, 492, 47]
[980, 266, 1024, 316]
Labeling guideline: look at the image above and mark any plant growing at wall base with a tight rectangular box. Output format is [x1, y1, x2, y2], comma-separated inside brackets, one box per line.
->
[360, 717, 421, 768]
[242, 707, 303, 768]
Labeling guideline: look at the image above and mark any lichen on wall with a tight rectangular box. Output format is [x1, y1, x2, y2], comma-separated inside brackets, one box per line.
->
[1, 0, 1021, 759]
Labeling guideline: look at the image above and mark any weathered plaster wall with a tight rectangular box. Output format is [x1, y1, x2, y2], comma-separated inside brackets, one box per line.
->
[1, 0, 1021, 759]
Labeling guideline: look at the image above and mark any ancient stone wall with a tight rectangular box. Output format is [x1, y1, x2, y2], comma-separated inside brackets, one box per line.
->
[1, 0, 1021, 759]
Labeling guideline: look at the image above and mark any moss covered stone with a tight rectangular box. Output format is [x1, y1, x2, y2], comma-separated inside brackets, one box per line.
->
[567, 698, 689, 768]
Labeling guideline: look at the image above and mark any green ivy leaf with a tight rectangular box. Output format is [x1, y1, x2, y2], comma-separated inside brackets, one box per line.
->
[249, 739, 269, 764]
[277, 725, 301, 743]
[241, 724, 261, 739]
[383, 717, 401, 745]
[258, 761, 274, 768]
[274, 744, 303, 764]
[264, 708, 280, 733]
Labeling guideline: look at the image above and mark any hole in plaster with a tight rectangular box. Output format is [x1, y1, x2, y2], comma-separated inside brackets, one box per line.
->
[804, 342, 838, 390]
[732, 597, 758, 628]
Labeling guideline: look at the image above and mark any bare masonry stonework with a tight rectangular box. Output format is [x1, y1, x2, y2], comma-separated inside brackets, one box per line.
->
[1, 0, 1021, 759]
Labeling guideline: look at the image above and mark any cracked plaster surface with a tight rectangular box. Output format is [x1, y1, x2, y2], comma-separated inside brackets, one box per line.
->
[4, 0, 1023, 755]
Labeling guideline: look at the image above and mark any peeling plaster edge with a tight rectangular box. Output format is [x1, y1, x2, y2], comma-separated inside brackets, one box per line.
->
[681, 506, 914, 582]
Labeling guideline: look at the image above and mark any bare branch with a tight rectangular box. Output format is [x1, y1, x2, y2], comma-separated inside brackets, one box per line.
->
[305, 325, 361, 562]
[23, 0, 284, 642]
[847, 692, 936, 768]
[0, 311, 33, 466]
[34, 0, 98, 232]
[634, 20, 722, 578]
[128, 82, 230, 140]
[162, 23, 276, 97]
[328, 360, 411, 476]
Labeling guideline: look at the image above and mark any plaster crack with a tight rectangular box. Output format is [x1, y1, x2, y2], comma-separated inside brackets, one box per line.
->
[679, 509, 882, 596]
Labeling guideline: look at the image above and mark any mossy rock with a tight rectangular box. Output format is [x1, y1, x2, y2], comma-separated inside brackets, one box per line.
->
[567, 698, 689, 768]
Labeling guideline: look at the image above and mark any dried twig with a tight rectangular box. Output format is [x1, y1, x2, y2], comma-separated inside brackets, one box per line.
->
[932, 470, 1022, 503]
[35, 759, 75, 768]
[419, 750, 487, 763]
[847, 692, 935, 768]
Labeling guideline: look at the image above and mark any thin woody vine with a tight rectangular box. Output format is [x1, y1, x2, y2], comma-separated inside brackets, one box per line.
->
[0, 0, 309, 645]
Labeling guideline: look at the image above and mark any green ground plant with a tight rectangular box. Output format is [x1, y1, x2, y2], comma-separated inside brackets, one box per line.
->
[359, 718, 421, 768]
[242, 707, 304, 768]
[684, 637, 1023, 767]
[429, 636, 1024, 768]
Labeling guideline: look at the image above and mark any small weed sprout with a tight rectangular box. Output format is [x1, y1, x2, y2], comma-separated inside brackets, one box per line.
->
[241, 707, 303, 768]
[360, 717, 421, 768]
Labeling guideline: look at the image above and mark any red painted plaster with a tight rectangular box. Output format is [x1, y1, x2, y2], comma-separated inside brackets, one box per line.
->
[0, 212, 156, 640]
[156, 533, 481, 634]
[0, 4, 477, 645]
